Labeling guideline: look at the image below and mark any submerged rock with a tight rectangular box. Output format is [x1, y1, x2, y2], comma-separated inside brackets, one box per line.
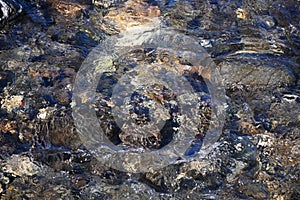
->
[0, 0, 299, 199]
[219, 54, 297, 88]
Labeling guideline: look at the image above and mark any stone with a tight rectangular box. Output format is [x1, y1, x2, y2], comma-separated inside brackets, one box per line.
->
[92, 0, 127, 8]
[218, 55, 296, 89]
[1, 95, 23, 112]
[1, 155, 40, 177]
[0, 0, 299, 199]
[0, 0, 22, 26]
[103, 0, 161, 31]
[0, 69, 14, 92]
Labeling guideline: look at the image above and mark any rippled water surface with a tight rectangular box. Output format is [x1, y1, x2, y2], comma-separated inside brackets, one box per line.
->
[0, 0, 299, 199]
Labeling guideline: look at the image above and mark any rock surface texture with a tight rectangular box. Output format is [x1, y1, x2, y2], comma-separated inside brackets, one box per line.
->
[0, 0, 299, 199]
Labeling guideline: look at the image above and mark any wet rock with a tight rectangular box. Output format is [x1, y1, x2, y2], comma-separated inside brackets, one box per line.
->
[119, 123, 163, 149]
[36, 107, 55, 120]
[0, 69, 14, 92]
[0, 0, 299, 199]
[102, 0, 161, 32]
[78, 181, 111, 200]
[47, 0, 89, 17]
[82, 44, 213, 150]
[0, 0, 22, 26]
[93, 0, 127, 8]
[269, 0, 300, 28]
[256, 15, 276, 29]
[71, 174, 89, 189]
[31, 147, 72, 171]
[0, 131, 27, 156]
[107, 180, 161, 199]
[0, 120, 17, 134]
[239, 183, 269, 199]
[1, 95, 23, 112]
[268, 98, 300, 131]
[140, 164, 181, 193]
[34, 108, 80, 149]
[29, 66, 75, 97]
[1, 154, 40, 177]
[1, 168, 74, 199]
[114, 86, 178, 149]
[218, 55, 296, 89]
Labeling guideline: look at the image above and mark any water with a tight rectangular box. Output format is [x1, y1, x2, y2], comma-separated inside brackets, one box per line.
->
[0, 0, 299, 199]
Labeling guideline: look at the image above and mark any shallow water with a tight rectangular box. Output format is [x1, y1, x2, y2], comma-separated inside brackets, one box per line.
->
[0, 0, 299, 199]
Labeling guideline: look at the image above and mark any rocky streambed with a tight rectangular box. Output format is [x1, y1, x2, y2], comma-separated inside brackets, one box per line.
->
[0, 0, 299, 199]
